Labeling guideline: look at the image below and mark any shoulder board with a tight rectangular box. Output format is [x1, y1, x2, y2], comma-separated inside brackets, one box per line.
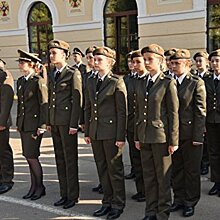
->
[110, 73, 119, 80]
[191, 74, 200, 80]
[163, 74, 172, 80]
[67, 65, 77, 71]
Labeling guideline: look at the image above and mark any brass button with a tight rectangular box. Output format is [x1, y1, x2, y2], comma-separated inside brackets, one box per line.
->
[144, 119, 146, 122]
[145, 98, 147, 101]
[95, 117, 97, 120]
[34, 115, 37, 118]
[109, 120, 113, 123]
[144, 113, 146, 115]
[53, 99, 55, 101]
[94, 110, 97, 113]
[94, 104, 97, 106]
[65, 107, 68, 110]
[145, 106, 147, 108]
[188, 121, 192, 124]
[213, 107, 216, 109]
[52, 105, 55, 108]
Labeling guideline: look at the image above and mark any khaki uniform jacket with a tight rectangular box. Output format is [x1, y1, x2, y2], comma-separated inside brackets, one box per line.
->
[85, 72, 127, 141]
[177, 73, 206, 142]
[16, 73, 48, 132]
[48, 65, 82, 127]
[0, 75, 14, 128]
[134, 72, 179, 146]
[204, 73, 220, 123]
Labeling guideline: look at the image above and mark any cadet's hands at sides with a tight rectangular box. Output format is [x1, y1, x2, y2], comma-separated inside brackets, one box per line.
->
[69, 127, 77, 135]
[135, 141, 140, 150]
[115, 141, 125, 148]
[84, 137, 91, 144]
[0, 125, 6, 131]
[168, 145, 178, 154]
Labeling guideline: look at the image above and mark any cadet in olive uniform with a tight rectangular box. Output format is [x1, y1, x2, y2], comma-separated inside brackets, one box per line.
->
[170, 49, 206, 217]
[124, 50, 145, 202]
[72, 47, 87, 132]
[47, 40, 82, 209]
[135, 44, 179, 220]
[164, 48, 178, 77]
[84, 47, 127, 220]
[16, 50, 48, 200]
[193, 51, 210, 175]
[124, 52, 136, 180]
[204, 50, 220, 196]
[0, 68, 14, 194]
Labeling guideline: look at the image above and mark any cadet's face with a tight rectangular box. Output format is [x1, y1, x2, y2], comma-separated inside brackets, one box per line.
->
[132, 57, 146, 74]
[73, 54, 81, 63]
[171, 59, 187, 76]
[49, 48, 66, 64]
[94, 55, 111, 74]
[210, 56, 220, 74]
[18, 61, 31, 73]
[143, 52, 161, 74]
[195, 57, 207, 71]
[127, 58, 134, 71]
[86, 52, 94, 68]
[166, 56, 172, 71]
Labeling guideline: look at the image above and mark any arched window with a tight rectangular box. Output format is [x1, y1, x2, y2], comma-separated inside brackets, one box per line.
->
[104, 0, 138, 74]
[28, 2, 53, 63]
[207, 0, 220, 52]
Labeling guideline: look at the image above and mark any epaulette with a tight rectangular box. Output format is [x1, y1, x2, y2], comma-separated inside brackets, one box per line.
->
[163, 74, 172, 80]
[111, 73, 119, 79]
[191, 74, 200, 80]
[67, 65, 77, 71]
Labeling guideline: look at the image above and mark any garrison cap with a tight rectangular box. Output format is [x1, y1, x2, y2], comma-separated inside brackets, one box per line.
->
[131, 50, 142, 60]
[72, 47, 85, 57]
[164, 48, 178, 57]
[208, 49, 220, 61]
[193, 51, 209, 60]
[0, 58, 6, 65]
[170, 49, 191, 60]
[93, 46, 116, 60]
[17, 49, 41, 63]
[141, 44, 164, 57]
[85, 45, 97, 55]
[48, 39, 70, 52]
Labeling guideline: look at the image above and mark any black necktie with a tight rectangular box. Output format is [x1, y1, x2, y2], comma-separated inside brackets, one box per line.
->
[55, 71, 61, 81]
[96, 78, 102, 92]
[214, 78, 219, 89]
[146, 78, 153, 92]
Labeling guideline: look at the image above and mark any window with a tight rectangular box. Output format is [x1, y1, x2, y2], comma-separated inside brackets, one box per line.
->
[28, 2, 53, 63]
[207, 0, 220, 52]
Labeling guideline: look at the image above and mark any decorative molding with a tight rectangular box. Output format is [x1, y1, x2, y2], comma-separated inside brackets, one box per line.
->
[138, 9, 206, 25]
[53, 21, 102, 33]
[18, 0, 59, 29]
[157, 0, 182, 5]
[0, 28, 25, 37]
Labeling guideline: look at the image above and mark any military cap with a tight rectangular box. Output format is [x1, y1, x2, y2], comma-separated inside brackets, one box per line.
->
[72, 47, 85, 57]
[131, 50, 142, 60]
[85, 45, 97, 55]
[141, 44, 164, 57]
[126, 51, 133, 59]
[93, 46, 116, 60]
[0, 58, 6, 65]
[170, 49, 191, 60]
[208, 49, 220, 61]
[193, 51, 209, 60]
[17, 49, 41, 63]
[164, 48, 178, 57]
[48, 39, 70, 52]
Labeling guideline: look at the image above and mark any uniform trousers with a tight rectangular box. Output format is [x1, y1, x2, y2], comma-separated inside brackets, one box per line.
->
[51, 125, 79, 201]
[127, 131, 144, 194]
[140, 143, 172, 220]
[172, 139, 203, 207]
[201, 133, 209, 168]
[206, 123, 220, 183]
[91, 139, 125, 210]
[0, 128, 14, 185]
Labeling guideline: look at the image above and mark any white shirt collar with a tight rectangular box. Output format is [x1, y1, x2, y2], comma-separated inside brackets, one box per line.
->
[148, 72, 160, 83]
[98, 72, 108, 81]
[55, 65, 66, 74]
[24, 71, 34, 80]
[214, 73, 220, 80]
[138, 72, 147, 79]
[175, 73, 187, 85]
[198, 71, 206, 78]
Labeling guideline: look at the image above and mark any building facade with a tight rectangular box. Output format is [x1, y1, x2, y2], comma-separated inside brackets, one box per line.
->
[0, 0, 219, 77]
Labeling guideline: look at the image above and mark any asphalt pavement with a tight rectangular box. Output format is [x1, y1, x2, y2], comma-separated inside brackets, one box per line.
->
[0, 102, 220, 219]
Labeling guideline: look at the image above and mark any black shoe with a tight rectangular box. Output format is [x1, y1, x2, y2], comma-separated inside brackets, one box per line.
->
[137, 195, 145, 202]
[201, 166, 209, 175]
[107, 208, 123, 219]
[142, 216, 157, 220]
[183, 206, 194, 217]
[54, 197, 68, 206]
[31, 187, 46, 200]
[63, 200, 76, 209]
[0, 184, 13, 194]
[23, 191, 35, 199]
[93, 206, 111, 217]
[125, 172, 135, 179]
[131, 192, 145, 201]
[208, 184, 220, 195]
[170, 203, 184, 212]
[92, 183, 102, 192]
